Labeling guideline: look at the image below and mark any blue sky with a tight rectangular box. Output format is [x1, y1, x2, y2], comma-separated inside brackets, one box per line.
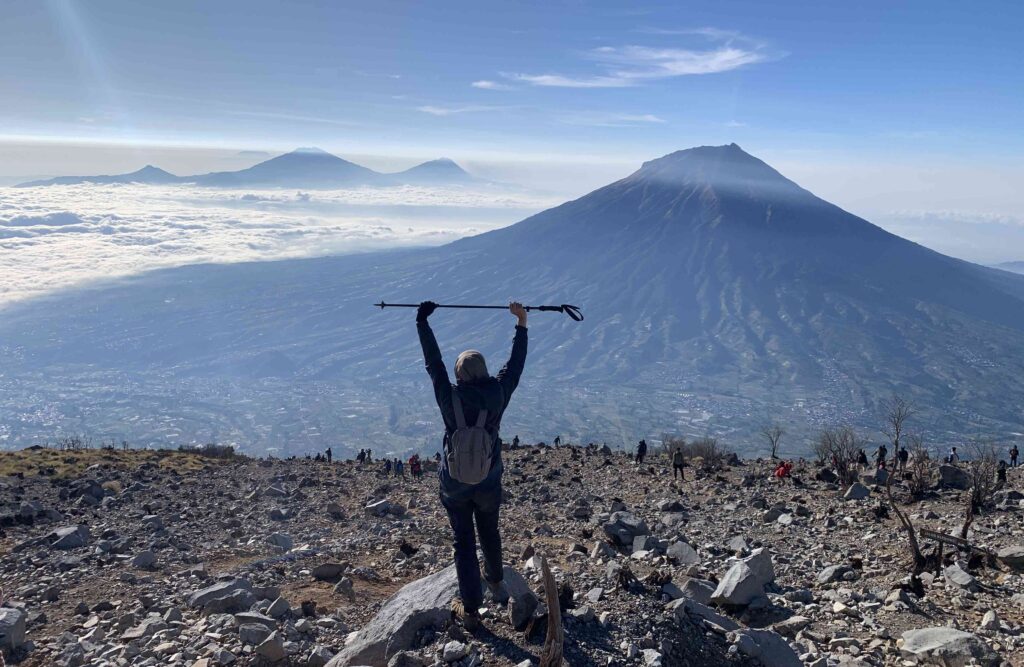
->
[1, 0, 1023, 262]
[2, 0, 1021, 158]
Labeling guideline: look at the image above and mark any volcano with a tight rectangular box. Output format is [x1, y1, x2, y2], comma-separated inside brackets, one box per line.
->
[2, 144, 1023, 452]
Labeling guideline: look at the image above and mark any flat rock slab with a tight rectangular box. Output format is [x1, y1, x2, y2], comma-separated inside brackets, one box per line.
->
[900, 627, 998, 666]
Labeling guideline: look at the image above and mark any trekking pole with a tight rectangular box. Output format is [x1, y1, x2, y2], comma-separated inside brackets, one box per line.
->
[374, 301, 584, 321]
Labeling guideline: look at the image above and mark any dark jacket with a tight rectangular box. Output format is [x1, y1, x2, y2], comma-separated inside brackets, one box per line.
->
[418, 320, 528, 498]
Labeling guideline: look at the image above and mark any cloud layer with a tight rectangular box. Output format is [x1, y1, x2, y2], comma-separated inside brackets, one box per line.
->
[0, 183, 556, 306]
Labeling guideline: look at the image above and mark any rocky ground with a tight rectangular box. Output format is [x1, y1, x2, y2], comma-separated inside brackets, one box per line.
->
[1, 445, 1023, 667]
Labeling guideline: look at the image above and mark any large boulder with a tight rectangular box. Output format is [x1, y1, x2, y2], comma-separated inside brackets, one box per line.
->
[0, 607, 27, 651]
[710, 548, 774, 608]
[938, 465, 971, 490]
[900, 627, 998, 666]
[602, 512, 649, 547]
[327, 563, 535, 666]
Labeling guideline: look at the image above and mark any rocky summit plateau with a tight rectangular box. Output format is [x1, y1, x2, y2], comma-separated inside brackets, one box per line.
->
[1, 444, 1023, 667]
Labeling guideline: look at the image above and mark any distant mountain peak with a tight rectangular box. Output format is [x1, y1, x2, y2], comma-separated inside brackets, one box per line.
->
[290, 147, 331, 155]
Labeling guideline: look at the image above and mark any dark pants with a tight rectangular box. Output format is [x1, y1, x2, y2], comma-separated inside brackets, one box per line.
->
[441, 484, 503, 614]
[673, 464, 684, 479]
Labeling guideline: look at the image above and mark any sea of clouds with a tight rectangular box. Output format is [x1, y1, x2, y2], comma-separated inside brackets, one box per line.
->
[0, 183, 557, 305]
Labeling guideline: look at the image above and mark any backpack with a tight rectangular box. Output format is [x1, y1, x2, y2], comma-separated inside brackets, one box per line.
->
[447, 391, 498, 485]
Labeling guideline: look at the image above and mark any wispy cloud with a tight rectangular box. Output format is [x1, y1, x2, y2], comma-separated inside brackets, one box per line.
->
[226, 109, 363, 127]
[506, 29, 773, 88]
[471, 80, 514, 91]
[558, 112, 667, 127]
[416, 105, 502, 116]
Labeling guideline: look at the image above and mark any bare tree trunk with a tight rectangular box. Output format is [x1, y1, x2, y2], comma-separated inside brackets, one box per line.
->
[959, 499, 974, 540]
[886, 473, 926, 574]
[539, 557, 564, 667]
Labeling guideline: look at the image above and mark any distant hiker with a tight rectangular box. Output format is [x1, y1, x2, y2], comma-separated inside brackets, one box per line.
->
[314, 452, 322, 462]
[554, 436, 561, 447]
[395, 458, 405, 478]
[1010, 445, 1019, 468]
[671, 448, 685, 480]
[996, 460, 1008, 489]
[325, 447, 332, 464]
[897, 446, 909, 474]
[947, 446, 959, 464]
[416, 299, 528, 631]
[366, 449, 373, 463]
[356, 449, 366, 464]
[512, 435, 520, 449]
[774, 460, 793, 482]
[636, 439, 648, 464]
[857, 449, 869, 469]
[874, 444, 888, 469]
[384, 459, 392, 475]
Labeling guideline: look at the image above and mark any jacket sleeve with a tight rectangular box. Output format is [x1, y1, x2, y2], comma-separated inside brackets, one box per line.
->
[496, 325, 528, 407]
[417, 320, 454, 430]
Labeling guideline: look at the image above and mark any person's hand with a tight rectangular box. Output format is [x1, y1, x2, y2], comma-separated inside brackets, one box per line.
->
[509, 301, 527, 327]
[417, 301, 438, 323]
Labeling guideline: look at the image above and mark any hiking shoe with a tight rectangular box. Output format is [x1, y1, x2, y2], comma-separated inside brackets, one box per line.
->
[451, 599, 481, 632]
[486, 580, 509, 604]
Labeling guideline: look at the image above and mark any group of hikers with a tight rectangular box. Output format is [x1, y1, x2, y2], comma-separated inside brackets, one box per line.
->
[302, 300, 1022, 636]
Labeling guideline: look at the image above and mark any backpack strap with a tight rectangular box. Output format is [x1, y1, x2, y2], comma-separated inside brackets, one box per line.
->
[451, 391, 467, 429]
[475, 407, 488, 428]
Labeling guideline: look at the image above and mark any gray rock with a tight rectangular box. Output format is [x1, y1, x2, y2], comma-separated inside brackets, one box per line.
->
[710, 548, 774, 608]
[817, 564, 851, 584]
[996, 545, 1024, 570]
[267, 532, 293, 551]
[677, 577, 716, 605]
[312, 563, 347, 580]
[0, 606, 27, 650]
[267, 596, 290, 619]
[443, 640, 469, 662]
[900, 627, 998, 666]
[325, 564, 459, 666]
[239, 623, 273, 645]
[503, 567, 539, 631]
[943, 563, 980, 592]
[256, 630, 286, 662]
[131, 549, 157, 569]
[843, 483, 870, 500]
[602, 511, 650, 547]
[50, 525, 90, 549]
[666, 540, 700, 565]
[732, 628, 802, 667]
[188, 578, 256, 614]
[938, 465, 971, 490]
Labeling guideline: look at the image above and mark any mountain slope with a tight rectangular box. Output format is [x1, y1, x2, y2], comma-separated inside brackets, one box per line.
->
[2, 144, 1023, 451]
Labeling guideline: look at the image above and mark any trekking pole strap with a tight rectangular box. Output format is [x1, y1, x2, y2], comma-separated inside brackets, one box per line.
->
[531, 304, 584, 321]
